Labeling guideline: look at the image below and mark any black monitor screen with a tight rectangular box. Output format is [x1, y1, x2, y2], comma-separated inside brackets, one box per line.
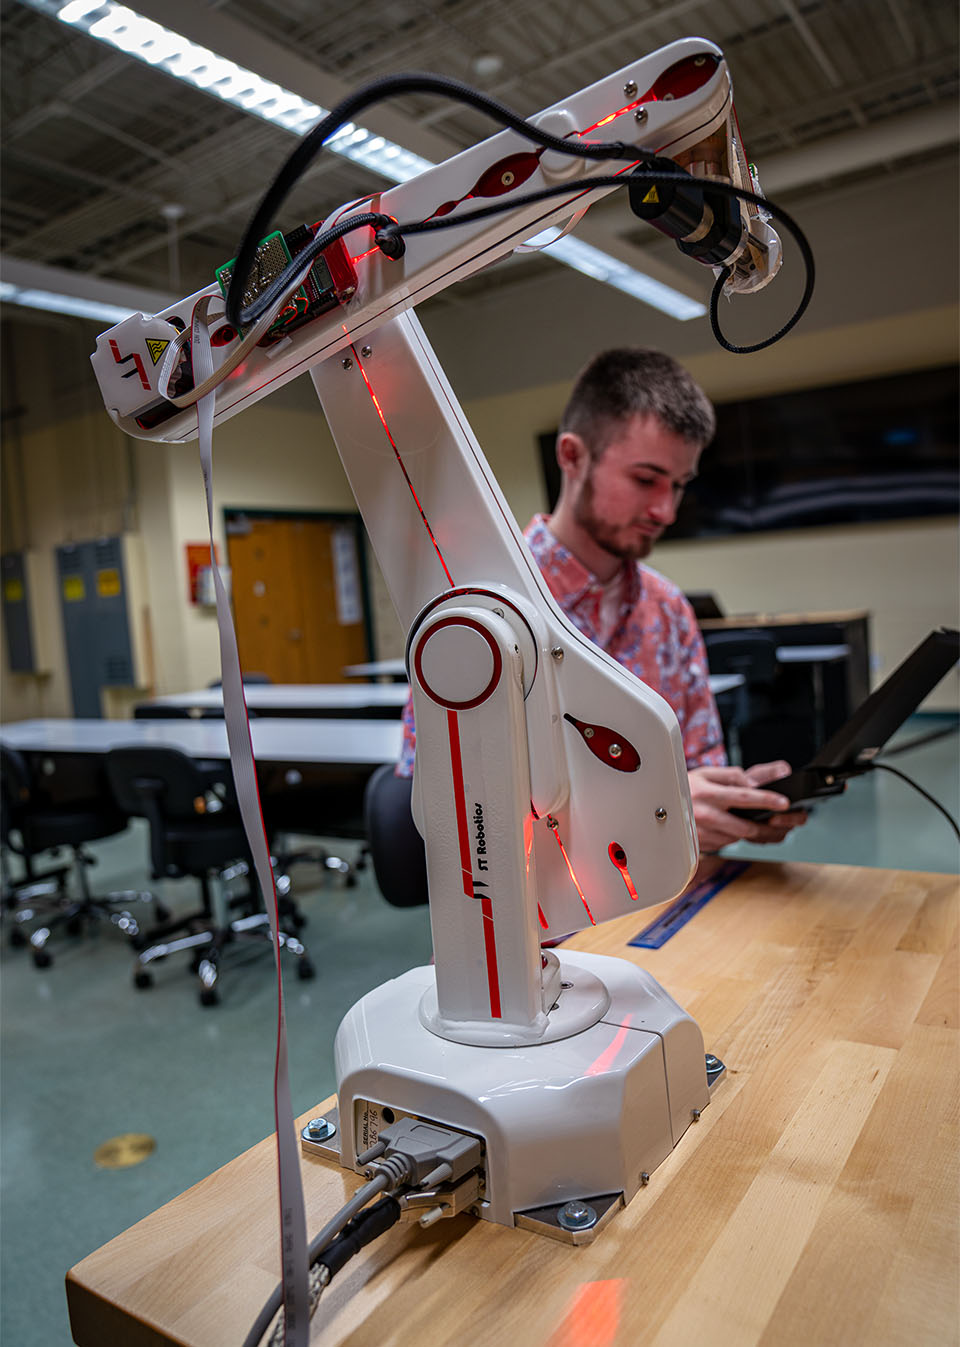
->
[668, 364, 959, 538]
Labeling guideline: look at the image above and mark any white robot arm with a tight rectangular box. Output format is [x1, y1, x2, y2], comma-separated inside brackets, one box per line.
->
[90, 38, 806, 1230]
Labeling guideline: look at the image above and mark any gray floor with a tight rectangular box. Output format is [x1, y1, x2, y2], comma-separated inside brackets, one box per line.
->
[1, 714, 957, 1347]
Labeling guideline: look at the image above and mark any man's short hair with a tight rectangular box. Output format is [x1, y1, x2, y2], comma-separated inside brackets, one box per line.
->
[558, 348, 716, 456]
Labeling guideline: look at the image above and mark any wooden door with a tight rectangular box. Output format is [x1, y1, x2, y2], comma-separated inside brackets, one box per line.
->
[227, 515, 369, 683]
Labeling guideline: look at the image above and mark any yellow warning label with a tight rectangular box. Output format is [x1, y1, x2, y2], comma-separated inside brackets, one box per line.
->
[3, 579, 24, 602]
[642, 185, 660, 204]
[96, 568, 121, 598]
[146, 338, 170, 365]
[63, 575, 85, 602]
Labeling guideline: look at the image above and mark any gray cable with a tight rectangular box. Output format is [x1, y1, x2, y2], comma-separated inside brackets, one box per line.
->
[240, 1174, 391, 1347]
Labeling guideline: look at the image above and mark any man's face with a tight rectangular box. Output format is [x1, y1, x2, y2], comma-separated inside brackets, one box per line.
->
[572, 413, 701, 563]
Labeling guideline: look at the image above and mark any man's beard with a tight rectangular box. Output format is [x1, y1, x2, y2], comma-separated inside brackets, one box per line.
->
[573, 469, 654, 562]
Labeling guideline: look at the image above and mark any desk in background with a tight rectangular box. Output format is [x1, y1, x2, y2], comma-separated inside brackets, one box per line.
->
[134, 684, 410, 720]
[0, 718, 403, 838]
[700, 610, 870, 739]
[65, 859, 958, 1347]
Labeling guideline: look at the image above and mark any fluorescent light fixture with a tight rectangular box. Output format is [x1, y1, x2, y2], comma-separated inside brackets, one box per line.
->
[0, 281, 137, 323]
[17, 0, 706, 320]
[526, 229, 706, 319]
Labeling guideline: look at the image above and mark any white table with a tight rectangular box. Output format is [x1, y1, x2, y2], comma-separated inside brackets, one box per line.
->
[135, 684, 410, 720]
[774, 643, 850, 664]
[343, 658, 408, 682]
[341, 662, 745, 699]
[0, 718, 404, 767]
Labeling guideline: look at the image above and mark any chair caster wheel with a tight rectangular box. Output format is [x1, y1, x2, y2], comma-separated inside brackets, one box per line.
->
[297, 958, 316, 981]
[199, 986, 220, 1007]
[33, 949, 53, 968]
[9, 928, 27, 948]
[134, 969, 154, 989]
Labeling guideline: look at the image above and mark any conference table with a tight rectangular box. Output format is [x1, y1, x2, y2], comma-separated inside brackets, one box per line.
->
[65, 858, 958, 1346]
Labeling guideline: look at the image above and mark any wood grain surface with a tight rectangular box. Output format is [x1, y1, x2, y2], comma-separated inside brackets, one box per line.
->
[66, 860, 959, 1347]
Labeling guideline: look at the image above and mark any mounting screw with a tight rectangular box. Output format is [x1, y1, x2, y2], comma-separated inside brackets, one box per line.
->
[493, 607, 504, 617]
[655, 806, 668, 821]
[639, 1171, 650, 1186]
[584, 727, 595, 739]
[635, 107, 648, 124]
[551, 646, 564, 661]
[608, 743, 622, 758]
[623, 79, 638, 97]
[303, 1117, 336, 1141]
[557, 1199, 598, 1231]
[360, 345, 372, 357]
[341, 357, 353, 370]
[691, 1108, 702, 1122]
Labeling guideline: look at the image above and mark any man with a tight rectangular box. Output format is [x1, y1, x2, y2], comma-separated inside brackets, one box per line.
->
[398, 347, 807, 853]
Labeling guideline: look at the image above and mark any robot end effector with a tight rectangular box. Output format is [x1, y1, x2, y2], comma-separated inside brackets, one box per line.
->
[628, 126, 782, 296]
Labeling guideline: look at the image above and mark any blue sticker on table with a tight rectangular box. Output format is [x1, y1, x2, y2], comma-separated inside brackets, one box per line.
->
[629, 859, 751, 949]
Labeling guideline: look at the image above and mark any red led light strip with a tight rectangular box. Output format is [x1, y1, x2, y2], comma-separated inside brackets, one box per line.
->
[354, 349, 454, 587]
[547, 816, 595, 926]
[447, 708, 502, 1019]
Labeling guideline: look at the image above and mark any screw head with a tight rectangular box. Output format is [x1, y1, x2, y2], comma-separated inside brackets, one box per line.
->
[623, 79, 638, 97]
[635, 107, 648, 124]
[639, 1171, 650, 1186]
[557, 1199, 598, 1231]
[584, 727, 595, 739]
[304, 1117, 336, 1141]
[341, 357, 353, 370]
[360, 345, 372, 357]
[608, 743, 622, 758]
[655, 806, 668, 821]
[551, 646, 564, 661]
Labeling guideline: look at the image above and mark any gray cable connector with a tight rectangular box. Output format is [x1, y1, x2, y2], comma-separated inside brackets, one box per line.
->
[365, 1117, 482, 1188]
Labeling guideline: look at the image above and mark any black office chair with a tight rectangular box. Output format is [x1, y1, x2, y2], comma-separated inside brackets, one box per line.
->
[0, 744, 157, 967]
[363, 764, 428, 908]
[703, 630, 779, 764]
[105, 746, 314, 1005]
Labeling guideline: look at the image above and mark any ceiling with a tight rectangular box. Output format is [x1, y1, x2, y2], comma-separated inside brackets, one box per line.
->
[1, 0, 957, 321]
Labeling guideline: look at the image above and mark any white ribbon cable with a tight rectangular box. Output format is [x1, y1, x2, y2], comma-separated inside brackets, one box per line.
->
[191, 295, 310, 1347]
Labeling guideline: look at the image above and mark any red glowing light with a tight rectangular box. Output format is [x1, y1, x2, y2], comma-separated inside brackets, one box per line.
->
[608, 841, 639, 901]
[547, 818, 595, 925]
[354, 350, 454, 587]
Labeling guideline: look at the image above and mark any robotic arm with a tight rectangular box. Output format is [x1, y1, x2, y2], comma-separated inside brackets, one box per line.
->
[91, 38, 803, 1230]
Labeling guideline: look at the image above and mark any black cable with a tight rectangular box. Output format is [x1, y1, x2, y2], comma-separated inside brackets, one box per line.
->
[867, 762, 960, 841]
[228, 159, 814, 355]
[225, 70, 640, 330]
[225, 69, 814, 353]
[242, 1192, 403, 1347]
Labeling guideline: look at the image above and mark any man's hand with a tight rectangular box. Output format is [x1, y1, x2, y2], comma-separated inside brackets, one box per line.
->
[688, 761, 808, 853]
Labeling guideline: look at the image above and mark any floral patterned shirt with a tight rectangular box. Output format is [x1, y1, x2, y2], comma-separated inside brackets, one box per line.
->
[397, 514, 726, 775]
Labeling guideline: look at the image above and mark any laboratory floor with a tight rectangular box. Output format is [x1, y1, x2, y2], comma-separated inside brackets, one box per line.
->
[1, 714, 957, 1347]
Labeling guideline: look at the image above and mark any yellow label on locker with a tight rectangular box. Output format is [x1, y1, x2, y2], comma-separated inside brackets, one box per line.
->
[96, 567, 121, 598]
[62, 575, 85, 602]
[3, 578, 24, 602]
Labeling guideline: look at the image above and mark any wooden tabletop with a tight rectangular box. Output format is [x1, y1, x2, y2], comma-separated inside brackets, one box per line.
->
[66, 860, 959, 1347]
